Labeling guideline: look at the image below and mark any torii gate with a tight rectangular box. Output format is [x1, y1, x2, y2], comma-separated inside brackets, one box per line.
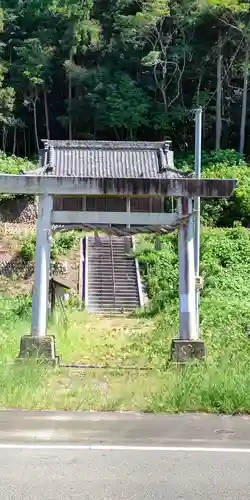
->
[0, 174, 236, 363]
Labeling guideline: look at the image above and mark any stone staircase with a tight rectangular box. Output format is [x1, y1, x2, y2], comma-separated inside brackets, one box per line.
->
[83, 235, 143, 314]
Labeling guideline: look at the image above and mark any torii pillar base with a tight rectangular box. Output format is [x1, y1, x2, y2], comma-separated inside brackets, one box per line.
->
[17, 335, 59, 366]
[171, 339, 206, 363]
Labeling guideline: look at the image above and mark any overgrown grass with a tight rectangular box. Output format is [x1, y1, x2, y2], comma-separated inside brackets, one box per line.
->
[1, 225, 250, 412]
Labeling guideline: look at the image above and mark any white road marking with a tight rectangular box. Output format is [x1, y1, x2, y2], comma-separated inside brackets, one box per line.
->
[0, 444, 249, 453]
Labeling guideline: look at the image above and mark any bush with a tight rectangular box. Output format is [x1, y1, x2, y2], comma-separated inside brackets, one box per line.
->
[19, 231, 78, 262]
[52, 231, 78, 258]
[137, 234, 178, 315]
[176, 149, 250, 227]
[19, 234, 36, 262]
[138, 226, 250, 332]
[0, 152, 35, 202]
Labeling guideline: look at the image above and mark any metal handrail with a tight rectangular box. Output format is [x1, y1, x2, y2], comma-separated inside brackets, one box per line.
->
[109, 235, 116, 312]
[83, 236, 88, 308]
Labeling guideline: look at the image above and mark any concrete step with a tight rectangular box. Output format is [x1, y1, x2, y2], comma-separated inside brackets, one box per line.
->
[88, 284, 138, 289]
[89, 272, 136, 277]
[87, 304, 138, 309]
[88, 294, 139, 300]
[88, 285, 138, 290]
[89, 256, 133, 259]
[88, 276, 135, 280]
[88, 283, 138, 288]
[87, 301, 136, 304]
[88, 271, 137, 276]
[88, 287, 138, 292]
[88, 264, 133, 268]
[88, 247, 133, 252]
[88, 264, 136, 268]
[88, 306, 137, 314]
[89, 290, 138, 293]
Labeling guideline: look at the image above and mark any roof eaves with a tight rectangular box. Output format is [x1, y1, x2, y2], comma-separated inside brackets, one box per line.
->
[41, 139, 171, 151]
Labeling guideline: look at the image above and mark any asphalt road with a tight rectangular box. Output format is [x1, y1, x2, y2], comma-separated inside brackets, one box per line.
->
[1, 411, 250, 499]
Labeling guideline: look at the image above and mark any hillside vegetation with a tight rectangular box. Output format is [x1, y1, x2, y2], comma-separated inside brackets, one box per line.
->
[1, 0, 250, 158]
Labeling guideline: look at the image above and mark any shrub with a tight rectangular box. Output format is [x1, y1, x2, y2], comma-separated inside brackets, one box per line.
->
[0, 152, 35, 202]
[19, 234, 36, 262]
[138, 225, 250, 327]
[176, 149, 250, 227]
[136, 233, 178, 314]
[52, 231, 78, 256]
[19, 231, 78, 262]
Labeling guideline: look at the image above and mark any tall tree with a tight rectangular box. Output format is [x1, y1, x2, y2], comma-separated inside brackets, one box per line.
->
[206, 0, 249, 151]
[0, 7, 15, 151]
[0, 0, 250, 154]
[50, 0, 100, 139]
[12, 38, 54, 150]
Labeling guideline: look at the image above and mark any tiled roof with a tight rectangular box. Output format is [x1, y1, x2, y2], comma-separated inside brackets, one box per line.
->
[37, 140, 189, 179]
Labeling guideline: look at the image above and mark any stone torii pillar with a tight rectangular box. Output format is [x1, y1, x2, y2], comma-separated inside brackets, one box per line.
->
[18, 194, 57, 363]
[31, 194, 53, 337]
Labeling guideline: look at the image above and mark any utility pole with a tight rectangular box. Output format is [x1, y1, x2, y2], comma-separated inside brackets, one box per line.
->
[178, 197, 197, 342]
[194, 107, 202, 338]
[171, 195, 205, 362]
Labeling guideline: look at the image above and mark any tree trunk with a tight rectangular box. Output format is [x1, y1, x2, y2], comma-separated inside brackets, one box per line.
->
[68, 49, 73, 141]
[23, 125, 27, 157]
[33, 98, 39, 154]
[68, 74, 72, 140]
[43, 87, 50, 140]
[12, 125, 16, 155]
[239, 46, 249, 155]
[203, 108, 206, 149]
[216, 30, 222, 150]
[2, 126, 7, 152]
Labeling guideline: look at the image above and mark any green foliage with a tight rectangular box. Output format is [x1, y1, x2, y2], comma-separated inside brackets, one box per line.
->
[176, 148, 243, 171]
[13, 38, 54, 90]
[0, 8, 15, 128]
[69, 69, 152, 138]
[138, 226, 250, 330]
[0, 151, 35, 174]
[1, 0, 250, 151]
[0, 293, 32, 325]
[205, 0, 249, 14]
[202, 155, 250, 226]
[19, 230, 78, 263]
[131, 226, 250, 411]
[51, 231, 78, 260]
[19, 233, 36, 262]
[176, 149, 250, 227]
[92, 72, 151, 136]
[136, 234, 178, 314]
[0, 152, 35, 202]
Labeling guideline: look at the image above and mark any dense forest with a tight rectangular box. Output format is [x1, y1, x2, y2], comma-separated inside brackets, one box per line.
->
[0, 0, 250, 157]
